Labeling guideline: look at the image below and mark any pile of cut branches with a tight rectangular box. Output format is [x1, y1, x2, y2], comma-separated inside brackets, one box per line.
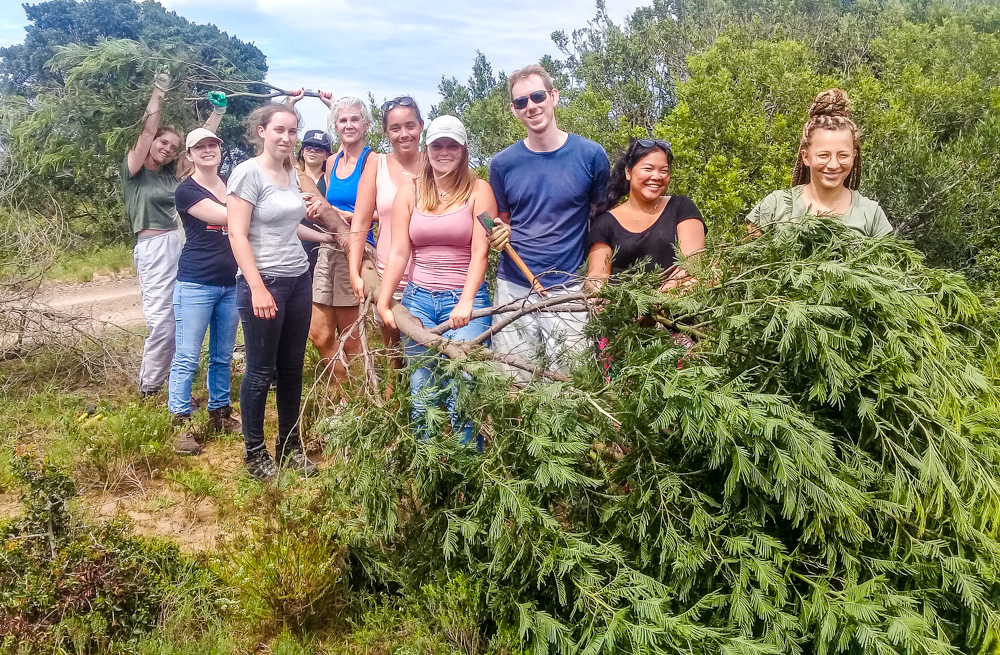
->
[322, 217, 1000, 655]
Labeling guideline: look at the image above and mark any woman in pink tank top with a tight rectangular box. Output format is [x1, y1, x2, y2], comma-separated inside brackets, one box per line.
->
[377, 115, 497, 447]
[350, 96, 422, 351]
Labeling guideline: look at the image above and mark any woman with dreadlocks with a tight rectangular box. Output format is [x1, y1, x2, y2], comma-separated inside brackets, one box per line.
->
[747, 88, 892, 237]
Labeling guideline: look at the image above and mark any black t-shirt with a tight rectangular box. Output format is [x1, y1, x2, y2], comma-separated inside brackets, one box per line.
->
[300, 175, 327, 274]
[175, 177, 239, 286]
[588, 195, 704, 274]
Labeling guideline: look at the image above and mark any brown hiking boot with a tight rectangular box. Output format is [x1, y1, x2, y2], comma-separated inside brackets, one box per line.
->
[208, 405, 241, 433]
[173, 429, 203, 456]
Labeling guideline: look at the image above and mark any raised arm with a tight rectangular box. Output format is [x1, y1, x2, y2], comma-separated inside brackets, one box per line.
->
[349, 156, 379, 302]
[203, 91, 226, 134]
[126, 70, 170, 176]
[376, 183, 415, 329]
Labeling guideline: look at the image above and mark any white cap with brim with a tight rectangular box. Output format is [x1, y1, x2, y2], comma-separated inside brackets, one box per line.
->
[185, 127, 223, 150]
[425, 115, 467, 146]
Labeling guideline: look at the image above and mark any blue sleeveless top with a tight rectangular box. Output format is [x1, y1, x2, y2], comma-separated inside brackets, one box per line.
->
[326, 146, 375, 246]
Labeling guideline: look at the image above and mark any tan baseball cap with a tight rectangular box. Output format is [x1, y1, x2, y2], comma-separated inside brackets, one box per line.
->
[185, 127, 222, 150]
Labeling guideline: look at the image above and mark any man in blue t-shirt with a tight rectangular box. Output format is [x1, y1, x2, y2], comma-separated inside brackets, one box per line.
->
[488, 64, 610, 380]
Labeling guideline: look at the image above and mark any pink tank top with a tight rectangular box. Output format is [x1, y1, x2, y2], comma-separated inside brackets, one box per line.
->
[374, 154, 414, 291]
[409, 202, 474, 291]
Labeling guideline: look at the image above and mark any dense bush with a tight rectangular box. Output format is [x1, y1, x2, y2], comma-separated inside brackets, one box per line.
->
[0, 457, 223, 652]
[321, 218, 1000, 654]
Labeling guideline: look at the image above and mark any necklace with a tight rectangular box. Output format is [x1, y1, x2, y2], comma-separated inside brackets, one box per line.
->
[628, 195, 663, 224]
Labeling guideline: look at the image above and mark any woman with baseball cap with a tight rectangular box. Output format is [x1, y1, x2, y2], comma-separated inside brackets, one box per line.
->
[377, 115, 497, 447]
[167, 127, 241, 455]
[295, 128, 333, 273]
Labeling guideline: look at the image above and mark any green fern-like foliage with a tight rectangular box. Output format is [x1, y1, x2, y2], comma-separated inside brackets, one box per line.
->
[322, 217, 1000, 655]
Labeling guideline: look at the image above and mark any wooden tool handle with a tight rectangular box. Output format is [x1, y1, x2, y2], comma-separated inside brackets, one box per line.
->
[505, 246, 548, 297]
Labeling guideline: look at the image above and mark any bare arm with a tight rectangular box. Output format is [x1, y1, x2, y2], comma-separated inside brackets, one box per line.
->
[349, 154, 379, 301]
[186, 198, 228, 225]
[203, 109, 223, 134]
[662, 218, 707, 291]
[227, 194, 276, 319]
[377, 183, 415, 329]
[297, 224, 335, 243]
[449, 180, 495, 329]
[586, 242, 613, 293]
[127, 83, 167, 176]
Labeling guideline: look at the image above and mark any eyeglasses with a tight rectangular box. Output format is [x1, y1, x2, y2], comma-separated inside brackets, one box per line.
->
[512, 90, 549, 110]
[381, 96, 415, 114]
[632, 138, 672, 153]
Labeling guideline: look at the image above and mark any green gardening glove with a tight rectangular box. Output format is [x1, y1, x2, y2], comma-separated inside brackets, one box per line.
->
[207, 91, 227, 114]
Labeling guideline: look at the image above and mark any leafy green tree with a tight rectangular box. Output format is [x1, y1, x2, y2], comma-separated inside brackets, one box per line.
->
[0, 0, 268, 243]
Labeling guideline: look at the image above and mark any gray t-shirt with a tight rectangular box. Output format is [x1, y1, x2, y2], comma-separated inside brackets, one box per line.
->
[747, 186, 893, 238]
[227, 158, 309, 278]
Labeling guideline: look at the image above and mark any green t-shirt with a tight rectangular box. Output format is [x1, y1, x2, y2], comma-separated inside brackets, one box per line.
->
[120, 156, 179, 234]
[746, 186, 893, 238]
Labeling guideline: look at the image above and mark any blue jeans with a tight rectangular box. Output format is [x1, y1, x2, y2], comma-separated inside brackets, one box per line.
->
[402, 282, 492, 446]
[237, 272, 312, 457]
[168, 281, 239, 415]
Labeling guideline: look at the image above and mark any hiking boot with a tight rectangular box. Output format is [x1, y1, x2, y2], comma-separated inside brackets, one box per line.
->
[208, 405, 241, 433]
[172, 430, 202, 456]
[170, 414, 202, 455]
[244, 449, 278, 482]
[277, 445, 318, 477]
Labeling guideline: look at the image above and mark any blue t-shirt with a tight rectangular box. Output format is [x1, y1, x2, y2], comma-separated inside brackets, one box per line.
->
[175, 177, 238, 287]
[489, 134, 610, 287]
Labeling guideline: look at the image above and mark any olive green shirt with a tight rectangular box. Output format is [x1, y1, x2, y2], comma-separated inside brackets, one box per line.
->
[120, 156, 179, 234]
[747, 186, 893, 237]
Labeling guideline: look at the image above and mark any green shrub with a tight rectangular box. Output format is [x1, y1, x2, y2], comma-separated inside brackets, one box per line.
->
[0, 457, 220, 652]
[216, 489, 349, 632]
[80, 402, 174, 487]
[323, 218, 1000, 655]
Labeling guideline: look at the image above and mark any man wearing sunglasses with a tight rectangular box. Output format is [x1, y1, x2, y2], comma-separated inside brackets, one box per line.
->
[487, 64, 610, 380]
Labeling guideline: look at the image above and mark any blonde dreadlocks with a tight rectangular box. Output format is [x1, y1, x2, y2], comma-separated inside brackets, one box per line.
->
[791, 88, 862, 190]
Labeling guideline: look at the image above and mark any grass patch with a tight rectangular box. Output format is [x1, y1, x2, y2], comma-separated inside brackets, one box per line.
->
[46, 243, 134, 283]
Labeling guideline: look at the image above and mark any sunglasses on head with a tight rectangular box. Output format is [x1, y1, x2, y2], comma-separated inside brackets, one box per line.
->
[381, 96, 415, 114]
[631, 138, 672, 154]
[512, 89, 549, 110]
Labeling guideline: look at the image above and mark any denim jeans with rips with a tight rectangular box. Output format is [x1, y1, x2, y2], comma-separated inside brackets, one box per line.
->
[401, 281, 492, 448]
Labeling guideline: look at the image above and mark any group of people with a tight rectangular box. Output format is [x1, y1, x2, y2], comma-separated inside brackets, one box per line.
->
[123, 62, 891, 482]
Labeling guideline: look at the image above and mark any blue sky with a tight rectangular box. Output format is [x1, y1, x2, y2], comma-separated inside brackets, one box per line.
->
[0, 0, 646, 132]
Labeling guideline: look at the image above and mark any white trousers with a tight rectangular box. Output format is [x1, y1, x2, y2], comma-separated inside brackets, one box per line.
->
[491, 278, 589, 383]
[134, 230, 182, 393]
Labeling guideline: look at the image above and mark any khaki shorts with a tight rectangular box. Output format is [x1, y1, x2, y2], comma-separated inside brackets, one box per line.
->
[312, 243, 358, 307]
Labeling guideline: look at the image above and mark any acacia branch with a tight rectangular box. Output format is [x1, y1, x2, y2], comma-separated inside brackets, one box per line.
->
[360, 262, 570, 382]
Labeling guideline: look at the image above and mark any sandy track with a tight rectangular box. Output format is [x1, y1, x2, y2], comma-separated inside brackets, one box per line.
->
[37, 275, 145, 328]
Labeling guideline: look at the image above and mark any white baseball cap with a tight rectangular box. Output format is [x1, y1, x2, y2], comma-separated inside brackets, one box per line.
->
[185, 127, 222, 150]
[424, 115, 467, 146]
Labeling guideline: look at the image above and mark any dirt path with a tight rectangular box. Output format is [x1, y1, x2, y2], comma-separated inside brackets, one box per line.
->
[38, 274, 145, 328]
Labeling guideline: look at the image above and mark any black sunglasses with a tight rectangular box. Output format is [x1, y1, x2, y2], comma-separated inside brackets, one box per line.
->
[512, 89, 549, 110]
[632, 138, 672, 153]
[381, 96, 415, 114]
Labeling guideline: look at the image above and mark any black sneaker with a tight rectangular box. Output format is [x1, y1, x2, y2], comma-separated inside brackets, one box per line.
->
[244, 449, 278, 482]
[279, 448, 318, 477]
